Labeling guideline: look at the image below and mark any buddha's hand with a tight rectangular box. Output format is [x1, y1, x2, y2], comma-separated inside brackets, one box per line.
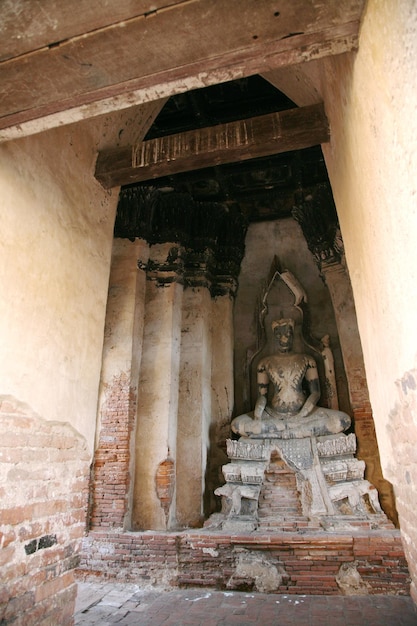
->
[254, 395, 267, 420]
[297, 397, 316, 419]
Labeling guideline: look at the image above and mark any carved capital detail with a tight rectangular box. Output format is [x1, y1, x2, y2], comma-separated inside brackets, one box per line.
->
[292, 182, 344, 273]
[117, 186, 247, 297]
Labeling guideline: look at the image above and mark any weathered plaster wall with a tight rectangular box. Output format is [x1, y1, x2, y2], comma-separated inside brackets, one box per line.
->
[0, 120, 115, 623]
[318, 0, 417, 600]
[0, 121, 116, 449]
[0, 100, 164, 451]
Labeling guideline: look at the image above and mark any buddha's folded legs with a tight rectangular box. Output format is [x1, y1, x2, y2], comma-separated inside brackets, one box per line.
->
[231, 408, 351, 439]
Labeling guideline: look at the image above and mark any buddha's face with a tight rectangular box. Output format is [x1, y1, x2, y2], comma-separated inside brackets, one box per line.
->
[274, 323, 294, 352]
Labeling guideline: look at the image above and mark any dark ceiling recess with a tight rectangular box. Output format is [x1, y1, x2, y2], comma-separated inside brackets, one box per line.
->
[119, 75, 330, 225]
[144, 74, 295, 138]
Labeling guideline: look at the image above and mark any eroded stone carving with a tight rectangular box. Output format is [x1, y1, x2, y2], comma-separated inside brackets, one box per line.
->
[115, 186, 248, 297]
[321, 458, 365, 482]
[227, 548, 288, 593]
[328, 480, 383, 515]
[211, 266, 391, 532]
[226, 439, 270, 461]
[214, 483, 261, 517]
[231, 318, 350, 440]
[316, 433, 357, 457]
[336, 562, 371, 595]
[215, 431, 388, 531]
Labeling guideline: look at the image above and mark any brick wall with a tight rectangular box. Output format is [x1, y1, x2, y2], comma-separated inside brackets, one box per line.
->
[349, 370, 398, 526]
[89, 372, 136, 529]
[77, 529, 410, 596]
[0, 396, 90, 626]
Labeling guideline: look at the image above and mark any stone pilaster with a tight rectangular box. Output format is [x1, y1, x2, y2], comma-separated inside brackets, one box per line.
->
[319, 261, 397, 524]
[176, 287, 212, 527]
[132, 243, 184, 530]
[205, 294, 235, 517]
[90, 238, 149, 530]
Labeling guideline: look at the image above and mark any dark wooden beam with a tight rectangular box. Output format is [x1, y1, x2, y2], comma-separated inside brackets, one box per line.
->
[95, 103, 329, 188]
[0, 0, 365, 141]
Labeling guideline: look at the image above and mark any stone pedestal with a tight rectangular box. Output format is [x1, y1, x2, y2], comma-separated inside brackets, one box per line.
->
[214, 439, 269, 531]
[213, 433, 393, 532]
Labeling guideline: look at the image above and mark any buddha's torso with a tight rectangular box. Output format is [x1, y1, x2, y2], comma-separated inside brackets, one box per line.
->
[258, 352, 315, 416]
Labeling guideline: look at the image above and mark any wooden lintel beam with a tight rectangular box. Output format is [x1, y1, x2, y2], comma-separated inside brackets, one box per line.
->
[95, 103, 329, 189]
[0, 0, 365, 141]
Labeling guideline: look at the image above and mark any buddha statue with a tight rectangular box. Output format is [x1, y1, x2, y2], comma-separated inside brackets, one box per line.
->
[231, 318, 351, 439]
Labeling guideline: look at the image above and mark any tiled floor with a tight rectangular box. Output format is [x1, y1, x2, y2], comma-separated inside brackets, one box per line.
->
[74, 581, 417, 625]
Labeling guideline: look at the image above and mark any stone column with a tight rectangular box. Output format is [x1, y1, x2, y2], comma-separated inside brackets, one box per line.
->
[205, 294, 235, 516]
[132, 242, 183, 530]
[176, 287, 212, 527]
[90, 238, 149, 530]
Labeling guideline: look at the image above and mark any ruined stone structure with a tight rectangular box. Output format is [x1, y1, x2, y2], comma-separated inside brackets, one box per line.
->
[1, 2, 417, 624]
[212, 268, 394, 534]
[76, 196, 408, 601]
[214, 434, 391, 532]
[90, 188, 246, 531]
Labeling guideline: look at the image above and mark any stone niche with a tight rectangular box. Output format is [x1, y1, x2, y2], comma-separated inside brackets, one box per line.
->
[232, 214, 397, 526]
[234, 217, 350, 420]
[81, 201, 409, 598]
[209, 258, 394, 533]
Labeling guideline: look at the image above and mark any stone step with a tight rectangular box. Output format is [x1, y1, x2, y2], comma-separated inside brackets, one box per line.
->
[258, 516, 320, 531]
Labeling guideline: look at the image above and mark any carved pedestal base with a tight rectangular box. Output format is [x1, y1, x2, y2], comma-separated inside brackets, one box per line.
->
[212, 441, 268, 531]
[212, 434, 393, 532]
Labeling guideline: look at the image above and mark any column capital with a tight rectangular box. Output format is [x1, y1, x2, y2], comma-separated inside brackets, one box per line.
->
[117, 187, 247, 297]
[292, 182, 343, 275]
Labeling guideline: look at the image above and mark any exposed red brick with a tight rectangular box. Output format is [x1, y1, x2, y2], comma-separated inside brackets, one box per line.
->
[89, 372, 137, 530]
[0, 398, 90, 626]
[76, 529, 410, 596]
[155, 457, 175, 519]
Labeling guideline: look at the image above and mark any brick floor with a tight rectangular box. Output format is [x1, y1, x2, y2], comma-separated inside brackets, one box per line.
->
[74, 581, 417, 625]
